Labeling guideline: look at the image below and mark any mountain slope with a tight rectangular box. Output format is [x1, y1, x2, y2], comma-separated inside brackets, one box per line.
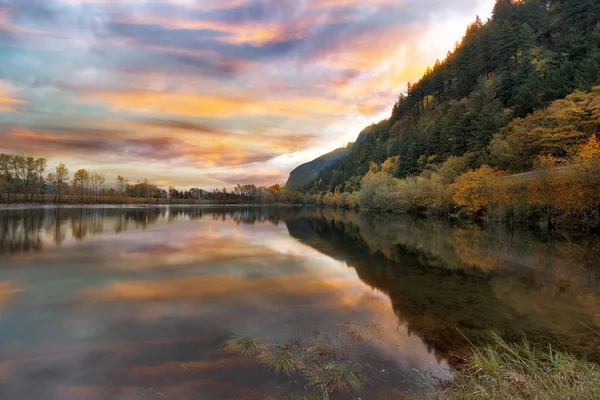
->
[285, 145, 351, 191]
[291, 0, 600, 193]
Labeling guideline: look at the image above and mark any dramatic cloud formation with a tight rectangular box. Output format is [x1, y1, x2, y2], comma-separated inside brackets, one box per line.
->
[0, 0, 494, 188]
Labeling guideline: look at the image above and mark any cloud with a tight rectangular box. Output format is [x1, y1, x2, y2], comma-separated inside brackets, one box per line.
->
[204, 165, 289, 186]
[0, 81, 27, 112]
[0, 0, 495, 187]
[0, 118, 318, 168]
[79, 88, 351, 119]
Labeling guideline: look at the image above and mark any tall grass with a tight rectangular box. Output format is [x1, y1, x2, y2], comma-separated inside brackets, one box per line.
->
[443, 333, 600, 399]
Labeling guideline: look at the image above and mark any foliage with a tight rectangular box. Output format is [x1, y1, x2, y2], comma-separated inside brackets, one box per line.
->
[0, 152, 305, 205]
[0, 154, 48, 202]
[301, 0, 600, 196]
[436, 155, 472, 184]
[322, 192, 335, 208]
[344, 192, 358, 209]
[451, 166, 505, 214]
[490, 87, 600, 171]
[571, 134, 600, 208]
[358, 169, 398, 211]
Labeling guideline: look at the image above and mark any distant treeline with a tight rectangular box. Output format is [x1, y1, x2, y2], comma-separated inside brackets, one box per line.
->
[0, 154, 309, 205]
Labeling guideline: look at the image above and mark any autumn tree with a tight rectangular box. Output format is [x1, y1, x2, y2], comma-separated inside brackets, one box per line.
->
[359, 169, 398, 211]
[572, 135, 600, 209]
[55, 163, 69, 203]
[451, 166, 505, 214]
[528, 155, 564, 229]
[73, 168, 90, 203]
[490, 87, 600, 171]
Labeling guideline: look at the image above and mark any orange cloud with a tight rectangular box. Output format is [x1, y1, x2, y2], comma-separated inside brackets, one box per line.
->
[80, 89, 349, 119]
[60, 0, 249, 9]
[0, 118, 318, 169]
[115, 15, 299, 47]
[312, 0, 394, 8]
[0, 82, 27, 112]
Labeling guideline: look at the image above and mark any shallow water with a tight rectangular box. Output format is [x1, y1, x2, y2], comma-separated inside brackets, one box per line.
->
[0, 206, 599, 399]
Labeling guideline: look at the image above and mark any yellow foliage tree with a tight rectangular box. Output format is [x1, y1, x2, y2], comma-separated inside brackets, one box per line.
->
[528, 155, 565, 228]
[451, 166, 505, 214]
[572, 134, 600, 208]
[490, 87, 600, 171]
[381, 156, 400, 174]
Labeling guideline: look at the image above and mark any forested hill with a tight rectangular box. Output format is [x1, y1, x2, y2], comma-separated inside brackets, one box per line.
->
[296, 0, 600, 194]
[285, 145, 351, 191]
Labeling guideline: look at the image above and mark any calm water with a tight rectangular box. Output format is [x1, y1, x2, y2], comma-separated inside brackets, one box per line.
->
[0, 206, 599, 399]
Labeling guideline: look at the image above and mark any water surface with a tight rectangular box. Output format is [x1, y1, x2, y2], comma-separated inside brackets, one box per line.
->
[1, 206, 599, 399]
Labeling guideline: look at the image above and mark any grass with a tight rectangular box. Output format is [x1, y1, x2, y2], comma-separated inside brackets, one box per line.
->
[223, 325, 380, 398]
[224, 336, 267, 358]
[440, 333, 600, 400]
[258, 343, 302, 376]
[226, 329, 600, 399]
[304, 361, 366, 394]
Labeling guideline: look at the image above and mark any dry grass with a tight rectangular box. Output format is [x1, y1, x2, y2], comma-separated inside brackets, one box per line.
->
[441, 333, 600, 400]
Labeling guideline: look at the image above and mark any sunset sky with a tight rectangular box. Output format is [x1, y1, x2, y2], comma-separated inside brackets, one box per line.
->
[0, 0, 494, 189]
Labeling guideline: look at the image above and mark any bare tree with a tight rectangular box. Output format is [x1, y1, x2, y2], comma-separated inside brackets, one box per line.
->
[90, 172, 105, 203]
[11, 155, 26, 199]
[116, 175, 127, 202]
[97, 173, 105, 203]
[0, 154, 10, 202]
[34, 158, 47, 202]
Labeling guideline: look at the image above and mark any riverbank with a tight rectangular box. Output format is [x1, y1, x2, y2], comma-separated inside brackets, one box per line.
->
[435, 334, 600, 400]
[225, 329, 600, 400]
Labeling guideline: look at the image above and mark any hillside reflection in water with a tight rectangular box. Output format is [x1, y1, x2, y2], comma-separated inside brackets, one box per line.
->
[0, 206, 599, 399]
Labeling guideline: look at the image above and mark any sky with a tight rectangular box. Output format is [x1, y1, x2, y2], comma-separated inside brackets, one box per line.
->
[0, 0, 495, 189]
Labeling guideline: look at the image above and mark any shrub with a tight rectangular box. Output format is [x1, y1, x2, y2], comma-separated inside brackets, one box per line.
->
[322, 192, 335, 207]
[451, 165, 505, 214]
[336, 191, 349, 208]
[345, 192, 358, 209]
[358, 171, 398, 211]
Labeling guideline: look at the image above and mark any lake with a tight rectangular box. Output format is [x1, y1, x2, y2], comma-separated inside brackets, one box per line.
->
[1, 206, 599, 399]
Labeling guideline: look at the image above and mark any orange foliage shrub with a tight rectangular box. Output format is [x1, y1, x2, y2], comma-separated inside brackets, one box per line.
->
[451, 166, 506, 214]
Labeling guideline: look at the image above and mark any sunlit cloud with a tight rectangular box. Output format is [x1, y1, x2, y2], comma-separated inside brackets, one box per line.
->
[0, 0, 495, 188]
[0, 122, 315, 169]
[0, 81, 27, 112]
[80, 89, 350, 119]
